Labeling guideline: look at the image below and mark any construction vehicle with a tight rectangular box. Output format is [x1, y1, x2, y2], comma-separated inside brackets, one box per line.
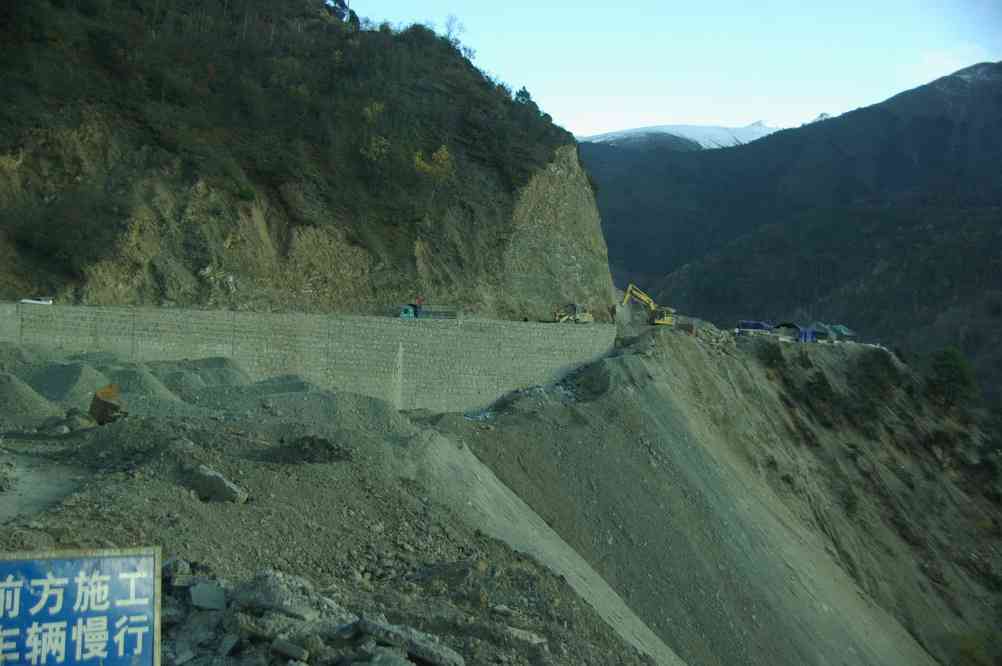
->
[399, 303, 459, 320]
[622, 283, 675, 326]
[553, 303, 594, 324]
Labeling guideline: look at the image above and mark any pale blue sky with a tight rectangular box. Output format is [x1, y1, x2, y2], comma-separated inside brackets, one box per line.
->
[356, 0, 1002, 136]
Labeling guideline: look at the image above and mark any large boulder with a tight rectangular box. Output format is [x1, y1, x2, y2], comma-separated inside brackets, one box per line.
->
[187, 465, 248, 504]
[354, 617, 466, 666]
[231, 570, 351, 624]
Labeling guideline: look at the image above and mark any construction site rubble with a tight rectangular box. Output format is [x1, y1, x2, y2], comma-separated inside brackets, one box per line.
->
[2, 335, 998, 665]
[162, 564, 466, 666]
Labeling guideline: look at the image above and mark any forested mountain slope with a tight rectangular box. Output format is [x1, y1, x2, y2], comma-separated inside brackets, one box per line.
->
[0, 0, 614, 319]
[580, 62, 1002, 399]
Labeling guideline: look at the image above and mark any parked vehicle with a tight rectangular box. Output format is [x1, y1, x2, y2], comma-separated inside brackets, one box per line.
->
[399, 303, 459, 320]
[736, 320, 774, 334]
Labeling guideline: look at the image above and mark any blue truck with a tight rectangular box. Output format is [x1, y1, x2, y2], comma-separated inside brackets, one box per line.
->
[736, 320, 774, 335]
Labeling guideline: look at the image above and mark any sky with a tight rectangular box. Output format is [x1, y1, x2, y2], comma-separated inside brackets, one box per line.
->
[356, 0, 1002, 137]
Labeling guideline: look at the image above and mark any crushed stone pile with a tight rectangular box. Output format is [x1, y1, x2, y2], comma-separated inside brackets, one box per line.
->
[103, 366, 182, 402]
[156, 368, 210, 398]
[27, 361, 112, 408]
[149, 357, 252, 388]
[0, 372, 62, 429]
[0, 346, 658, 666]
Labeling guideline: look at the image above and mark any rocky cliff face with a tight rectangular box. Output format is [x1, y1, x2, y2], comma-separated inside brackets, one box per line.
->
[502, 145, 616, 320]
[0, 112, 613, 320]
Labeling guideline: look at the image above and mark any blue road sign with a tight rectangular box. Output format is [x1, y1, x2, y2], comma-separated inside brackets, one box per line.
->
[0, 547, 161, 666]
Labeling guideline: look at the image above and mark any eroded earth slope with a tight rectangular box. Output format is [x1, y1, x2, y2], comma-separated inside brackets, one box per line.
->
[1, 322, 999, 665]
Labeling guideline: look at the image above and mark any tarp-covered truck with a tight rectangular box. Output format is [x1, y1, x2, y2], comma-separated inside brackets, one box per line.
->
[399, 304, 460, 320]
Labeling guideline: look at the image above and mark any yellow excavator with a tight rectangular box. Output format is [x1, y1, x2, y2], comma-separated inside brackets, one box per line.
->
[622, 284, 675, 326]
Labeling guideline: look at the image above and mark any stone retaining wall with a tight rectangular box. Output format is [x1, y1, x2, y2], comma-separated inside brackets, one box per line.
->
[0, 303, 614, 412]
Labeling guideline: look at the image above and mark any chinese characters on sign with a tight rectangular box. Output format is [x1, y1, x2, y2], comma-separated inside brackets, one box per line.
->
[0, 548, 160, 666]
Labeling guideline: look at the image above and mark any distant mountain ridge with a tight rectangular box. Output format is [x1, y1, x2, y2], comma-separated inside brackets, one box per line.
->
[581, 60, 1002, 402]
[580, 120, 782, 149]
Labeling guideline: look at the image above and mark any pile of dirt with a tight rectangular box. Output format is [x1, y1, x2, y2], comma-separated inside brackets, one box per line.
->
[27, 361, 111, 408]
[155, 368, 210, 398]
[0, 372, 62, 429]
[150, 357, 252, 388]
[103, 366, 182, 402]
[0, 347, 659, 666]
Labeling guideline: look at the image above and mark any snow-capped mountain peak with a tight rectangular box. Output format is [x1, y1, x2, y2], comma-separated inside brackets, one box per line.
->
[579, 121, 782, 149]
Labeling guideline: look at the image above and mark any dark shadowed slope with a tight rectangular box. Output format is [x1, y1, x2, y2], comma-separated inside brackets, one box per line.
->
[582, 61, 1002, 287]
[581, 62, 1002, 399]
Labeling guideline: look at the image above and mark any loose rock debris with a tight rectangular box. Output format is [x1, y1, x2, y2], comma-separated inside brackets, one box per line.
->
[187, 464, 250, 504]
[164, 566, 465, 666]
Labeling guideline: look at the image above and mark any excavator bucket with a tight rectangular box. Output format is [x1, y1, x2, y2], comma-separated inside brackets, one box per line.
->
[89, 384, 127, 425]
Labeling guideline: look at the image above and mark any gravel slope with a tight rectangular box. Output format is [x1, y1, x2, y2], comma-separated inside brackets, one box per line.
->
[0, 346, 665, 666]
[432, 327, 1000, 665]
[2, 328, 998, 665]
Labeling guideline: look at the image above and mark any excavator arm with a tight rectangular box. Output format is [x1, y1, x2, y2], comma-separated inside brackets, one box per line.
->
[622, 283, 675, 326]
[623, 283, 657, 311]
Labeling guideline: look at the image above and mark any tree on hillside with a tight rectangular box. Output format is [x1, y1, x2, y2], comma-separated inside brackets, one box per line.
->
[927, 346, 979, 408]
